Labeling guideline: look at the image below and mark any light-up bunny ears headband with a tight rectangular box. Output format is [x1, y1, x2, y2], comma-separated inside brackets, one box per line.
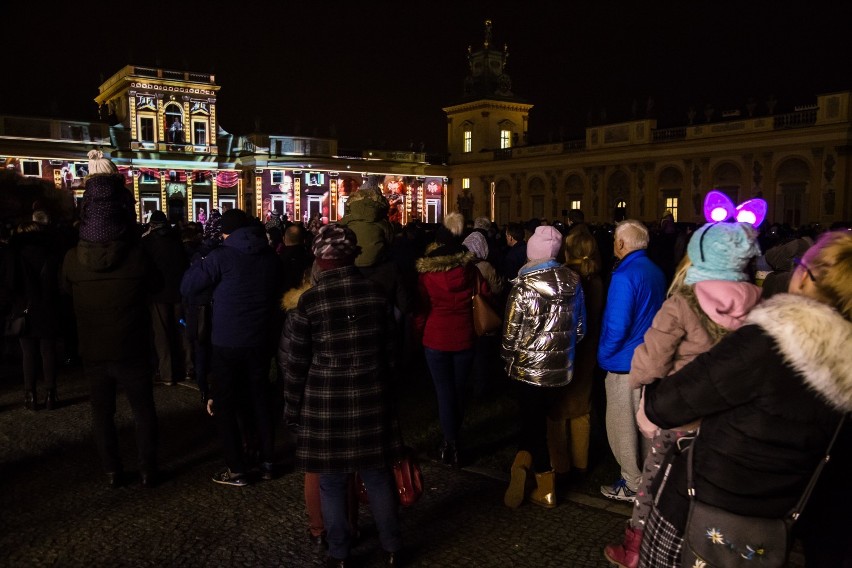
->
[698, 190, 767, 262]
[703, 190, 767, 227]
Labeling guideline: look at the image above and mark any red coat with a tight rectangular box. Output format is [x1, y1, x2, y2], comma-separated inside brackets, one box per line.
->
[415, 245, 489, 352]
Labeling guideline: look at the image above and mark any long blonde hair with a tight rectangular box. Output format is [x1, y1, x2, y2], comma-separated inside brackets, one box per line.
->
[668, 255, 692, 297]
[801, 230, 852, 321]
[563, 226, 601, 278]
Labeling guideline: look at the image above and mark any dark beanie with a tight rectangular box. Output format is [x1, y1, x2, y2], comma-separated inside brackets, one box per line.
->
[221, 208, 250, 235]
[149, 210, 168, 226]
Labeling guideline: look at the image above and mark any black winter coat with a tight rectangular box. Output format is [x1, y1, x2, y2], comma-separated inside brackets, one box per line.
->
[645, 294, 852, 524]
[6, 230, 63, 338]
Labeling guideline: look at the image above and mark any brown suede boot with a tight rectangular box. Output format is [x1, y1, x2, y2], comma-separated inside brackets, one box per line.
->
[530, 470, 557, 508]
[603, 522, 643, 568]
[503, 451, 532, 508]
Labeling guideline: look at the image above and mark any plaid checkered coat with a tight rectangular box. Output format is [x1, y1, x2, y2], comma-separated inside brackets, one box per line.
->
[284, 265, 396, 474]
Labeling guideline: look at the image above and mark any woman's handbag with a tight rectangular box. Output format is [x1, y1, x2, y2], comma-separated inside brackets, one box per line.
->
[391, 446, 424, 507]
[355, 413, 424, 507]
[472, 270, 501, 336]
[681, 418, 846, 567]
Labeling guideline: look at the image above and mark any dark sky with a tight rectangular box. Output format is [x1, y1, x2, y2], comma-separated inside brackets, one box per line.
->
[3, 1, 850, 153]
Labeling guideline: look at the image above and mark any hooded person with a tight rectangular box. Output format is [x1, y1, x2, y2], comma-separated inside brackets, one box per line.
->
[338, 186, 394, 268]
[604, 220, 763, 568]
[181, 208, 285, 487]
[60, 149, 162, 488]
[284, 223, 403, 566]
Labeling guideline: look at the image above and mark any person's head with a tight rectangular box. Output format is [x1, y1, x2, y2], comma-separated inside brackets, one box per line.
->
[505, 222, 524, 246]
[79, 151, 135, 243]
[567, 209, 585, 226]
[684, 222, 760, 285]
[443, 212, 465, 237]
[311, 223, 361, 271]
[283, 224, 303, 246]
[526, 225, 563, 261]
[149, 210, 168, 228]
[473, 216, 491, 232]
[668, 255, 693, 296]
[789, 229, 852, 321]
[463, 231, 489, 260]
[32, 210, 50, 226]
[267, 226, 283, 247]
[220, 208, 250, 238]
[613, 219, 650, 259]
[563, 225, 601, 278]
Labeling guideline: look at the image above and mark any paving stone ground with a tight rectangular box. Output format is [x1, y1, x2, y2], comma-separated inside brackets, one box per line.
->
[0, 347, 805, 567]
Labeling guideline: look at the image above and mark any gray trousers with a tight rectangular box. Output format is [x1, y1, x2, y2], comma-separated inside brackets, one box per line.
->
[604, 372, 647, 491]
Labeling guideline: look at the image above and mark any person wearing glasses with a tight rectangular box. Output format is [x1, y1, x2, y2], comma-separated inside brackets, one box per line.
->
[638, 229, 852, 568]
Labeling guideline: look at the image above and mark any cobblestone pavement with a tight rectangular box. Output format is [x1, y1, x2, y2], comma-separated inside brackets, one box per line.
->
[0, 353, 639, 568]
[0, 352, 806, 567]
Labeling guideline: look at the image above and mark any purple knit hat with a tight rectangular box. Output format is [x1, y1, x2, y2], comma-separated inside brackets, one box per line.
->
[79, 173, 136, 242]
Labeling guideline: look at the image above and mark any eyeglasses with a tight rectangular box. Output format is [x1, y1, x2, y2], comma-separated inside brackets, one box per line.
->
[792, 256, 817, 282]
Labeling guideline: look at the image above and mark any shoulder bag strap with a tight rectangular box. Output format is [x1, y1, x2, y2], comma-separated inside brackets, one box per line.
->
[790, 415, 846, 521]
[687, 417, 847, 523]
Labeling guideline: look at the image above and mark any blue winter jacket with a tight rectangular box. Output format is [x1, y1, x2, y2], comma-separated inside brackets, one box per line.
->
[180, 225, 284, 348]
[597, 249, 666, 373]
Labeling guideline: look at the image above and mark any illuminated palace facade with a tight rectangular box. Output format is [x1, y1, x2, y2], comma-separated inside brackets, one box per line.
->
[444, 22, 852, 227]
[2, 27, 852, 229]
[0, 65, 448, 226]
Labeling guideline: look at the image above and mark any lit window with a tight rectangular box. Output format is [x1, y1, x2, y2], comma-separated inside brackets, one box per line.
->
[193, 121, 207, 146]
[463, 130, 472, 153]
[500, 130, 512, 149]
[21, 160, 41, 177]
[665, 197, 679, 222]
[139, 117, 155, 142]
[616, 200, 627, 208]
[462, 178, 470, 190]
[570, 200, 581, 210]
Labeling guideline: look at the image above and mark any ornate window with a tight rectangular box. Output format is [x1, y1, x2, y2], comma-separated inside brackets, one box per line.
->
[463, 130, 472, 153]
[500, 129, 511, 149]
[139, 116, 155, 142]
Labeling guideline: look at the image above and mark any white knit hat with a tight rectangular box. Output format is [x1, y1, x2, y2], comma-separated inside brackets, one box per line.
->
[87, 149, 118, 175]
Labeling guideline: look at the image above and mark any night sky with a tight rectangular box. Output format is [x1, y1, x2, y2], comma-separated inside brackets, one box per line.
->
[3, 1, 850, 154]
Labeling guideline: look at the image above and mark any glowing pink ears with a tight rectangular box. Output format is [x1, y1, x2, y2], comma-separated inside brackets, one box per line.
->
[703, 190, 767, 227]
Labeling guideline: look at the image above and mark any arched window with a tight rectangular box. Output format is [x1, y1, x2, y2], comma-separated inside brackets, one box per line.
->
[165, 104, 185, 144]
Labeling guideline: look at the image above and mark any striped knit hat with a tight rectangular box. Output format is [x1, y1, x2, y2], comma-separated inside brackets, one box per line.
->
[312, 223, 361, 270]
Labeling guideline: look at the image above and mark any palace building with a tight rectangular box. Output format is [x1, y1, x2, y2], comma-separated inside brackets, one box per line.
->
[2, 22, 851, 228]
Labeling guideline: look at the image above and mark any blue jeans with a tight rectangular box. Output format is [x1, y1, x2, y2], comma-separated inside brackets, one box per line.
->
[320, 468, 401, 559]
[424, 347, 474, 444]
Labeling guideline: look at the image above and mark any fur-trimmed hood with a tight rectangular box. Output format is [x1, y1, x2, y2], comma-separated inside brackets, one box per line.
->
[415, 249, 475, 273]
[747, 293, 852, 412]
[280, 279, 312, 311]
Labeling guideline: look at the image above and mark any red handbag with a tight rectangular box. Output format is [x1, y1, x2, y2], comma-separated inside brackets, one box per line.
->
[392, 446, 424, 507]
[356, 446, 424, 507]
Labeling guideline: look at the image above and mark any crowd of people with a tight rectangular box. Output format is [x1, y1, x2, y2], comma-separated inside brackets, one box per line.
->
[1, 150, 851, 567]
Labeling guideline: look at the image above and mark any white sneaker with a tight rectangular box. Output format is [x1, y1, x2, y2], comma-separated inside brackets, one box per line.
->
[600, 477, 637, 502]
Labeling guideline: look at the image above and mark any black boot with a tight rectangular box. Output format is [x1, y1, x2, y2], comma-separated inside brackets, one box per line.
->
[44, 388, 57, 410]
[24, 390, 37, 411]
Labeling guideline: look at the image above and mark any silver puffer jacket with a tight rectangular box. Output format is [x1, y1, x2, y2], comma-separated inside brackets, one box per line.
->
[501, 261, 586, 387]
